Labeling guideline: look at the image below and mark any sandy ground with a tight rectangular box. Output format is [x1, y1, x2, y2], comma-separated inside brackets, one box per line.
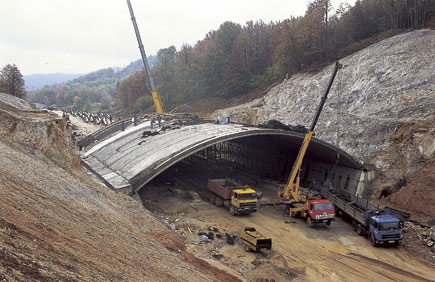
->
[139, 180, 435, 281]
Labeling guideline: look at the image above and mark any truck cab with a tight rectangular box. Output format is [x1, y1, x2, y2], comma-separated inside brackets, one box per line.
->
[230, 189, 258, 215]
[368, 212, 402, 247]
[307, 199, 335, 226]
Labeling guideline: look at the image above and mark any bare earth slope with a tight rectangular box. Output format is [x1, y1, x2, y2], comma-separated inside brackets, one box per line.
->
[0, 96, 239, 281]
[214, 29, 435, 223]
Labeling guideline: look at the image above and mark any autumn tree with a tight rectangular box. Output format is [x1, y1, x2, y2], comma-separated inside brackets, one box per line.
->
[0, 64, 26, 99]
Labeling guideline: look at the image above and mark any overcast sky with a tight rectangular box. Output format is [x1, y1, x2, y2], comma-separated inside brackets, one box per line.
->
[0, 0, 355, 75]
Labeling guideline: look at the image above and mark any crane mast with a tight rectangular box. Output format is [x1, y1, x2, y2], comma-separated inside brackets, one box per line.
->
[280, 61, 342, 202]
[126, 0, 164, 114]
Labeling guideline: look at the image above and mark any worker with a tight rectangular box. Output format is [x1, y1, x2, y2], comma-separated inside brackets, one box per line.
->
[157, 115, 162, 127]
[121, 121, 125, 131]
[150, 117, 155, 129]
[322, 179, 334, 192]
[133, 115, 137, 126]
[309, 179, 317, 191]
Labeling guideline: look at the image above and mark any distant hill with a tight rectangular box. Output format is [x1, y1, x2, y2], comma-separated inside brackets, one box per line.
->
[24, 56, 155, 91]
[24, 73, 82, 91]
[27, 56, 155, 112]
[65, 57, 153, 88]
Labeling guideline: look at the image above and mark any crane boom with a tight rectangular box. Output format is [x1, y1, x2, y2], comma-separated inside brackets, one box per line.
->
[126, 0, 164, 114]
[280, 61, 342, 201]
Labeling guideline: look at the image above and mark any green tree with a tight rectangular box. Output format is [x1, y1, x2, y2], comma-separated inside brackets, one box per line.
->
[0, 64, 26, 99]
[154, 46, 177, 105]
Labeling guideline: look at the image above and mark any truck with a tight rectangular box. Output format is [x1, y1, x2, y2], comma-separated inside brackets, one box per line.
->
[290, 198, 336, 227]
[208, 178, 257, 215]
[321, 189, 403, 247]
[277, 62, 342, 226]
[240, 227, 272, 254]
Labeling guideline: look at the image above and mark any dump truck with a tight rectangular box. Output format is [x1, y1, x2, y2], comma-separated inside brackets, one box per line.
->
[208, 178, 257, 215]
[321, 189, 403, 247]
[240, 227, 272, 254]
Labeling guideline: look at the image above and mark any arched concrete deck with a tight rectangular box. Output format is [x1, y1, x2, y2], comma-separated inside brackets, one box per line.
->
[82, 123, 368, 196]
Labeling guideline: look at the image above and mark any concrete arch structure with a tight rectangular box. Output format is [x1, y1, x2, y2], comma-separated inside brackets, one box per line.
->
[82, 123, 372, 197]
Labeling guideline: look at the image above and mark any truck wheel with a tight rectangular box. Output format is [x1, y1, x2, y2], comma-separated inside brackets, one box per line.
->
[209, 194, 216, 205]
[230, 206, 236, 216]
[370, 233, 378, 247]
[356, 224, 363, 236]
[326, 220, 331, 226]
[352, 221, 357, 231]
[291, 211, 297, 218]
[215, 197, 224, 207]
[307, 217, 313, 228]
[244, 245, 251, 252]
[223, 200, 231, 208]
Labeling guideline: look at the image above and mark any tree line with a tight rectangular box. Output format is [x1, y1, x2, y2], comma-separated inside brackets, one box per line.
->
[115, 0, 434, 114]
[15, 0, 434, 114]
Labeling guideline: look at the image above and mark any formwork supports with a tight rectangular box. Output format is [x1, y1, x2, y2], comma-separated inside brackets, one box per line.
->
[182, 137, 296, 181]
[178, 136, 371, 199]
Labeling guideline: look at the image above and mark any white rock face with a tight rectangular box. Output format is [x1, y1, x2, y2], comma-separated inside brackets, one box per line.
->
[214, 30, 435, 177]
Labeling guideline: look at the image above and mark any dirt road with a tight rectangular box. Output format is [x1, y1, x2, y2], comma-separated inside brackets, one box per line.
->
[53, 110, 102, 135]
[139, 183, 434, 281]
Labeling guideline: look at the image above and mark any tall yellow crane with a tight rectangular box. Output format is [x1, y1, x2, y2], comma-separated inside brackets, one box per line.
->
[126, 0, 164, 114]
[278, 62, 342, 226]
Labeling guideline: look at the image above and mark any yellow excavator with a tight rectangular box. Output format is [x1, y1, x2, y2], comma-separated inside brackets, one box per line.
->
[278, 62, 342, 227]
[126, 0, 164, 114]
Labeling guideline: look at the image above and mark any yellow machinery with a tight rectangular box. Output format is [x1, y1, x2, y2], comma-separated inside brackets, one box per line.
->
[278, 62, 342, 219]
[240, 227, 272, 254]
[126, 0, 164, 114]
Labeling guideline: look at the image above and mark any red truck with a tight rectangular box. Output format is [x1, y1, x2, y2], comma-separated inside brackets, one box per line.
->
[291, 198, 335, 227]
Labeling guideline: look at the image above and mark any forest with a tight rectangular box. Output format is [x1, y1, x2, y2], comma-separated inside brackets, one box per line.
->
[28, 0, 434, 114]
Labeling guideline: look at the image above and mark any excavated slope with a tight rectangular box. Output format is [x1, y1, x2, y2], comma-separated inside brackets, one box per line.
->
[214, 29, 435, 222]
[0, 95, 239, 281]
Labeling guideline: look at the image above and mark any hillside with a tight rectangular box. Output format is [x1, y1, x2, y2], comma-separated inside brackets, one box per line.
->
[0, 93, 237, 281]
[214, 29, 435, 223]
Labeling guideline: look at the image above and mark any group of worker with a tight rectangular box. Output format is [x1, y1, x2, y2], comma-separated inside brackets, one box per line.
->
[121, 115, 162, 131]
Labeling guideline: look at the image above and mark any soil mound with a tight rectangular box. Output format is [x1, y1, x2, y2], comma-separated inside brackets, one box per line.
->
[0, 94, 238, 281]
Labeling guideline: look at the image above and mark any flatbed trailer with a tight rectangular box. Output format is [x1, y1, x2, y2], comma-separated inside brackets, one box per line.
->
[321, 189, 403, 247]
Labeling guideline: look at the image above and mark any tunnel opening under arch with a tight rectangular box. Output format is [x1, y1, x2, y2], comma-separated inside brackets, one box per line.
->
[144, 134, 371, 201]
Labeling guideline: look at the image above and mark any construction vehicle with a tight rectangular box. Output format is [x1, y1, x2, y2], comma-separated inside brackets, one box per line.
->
[208, 178, 257, 215]
[126, 0, 164, 114]
[321, 189, 403, 247]
[240, 227, 272, 254]
[277, 62, 342, 227]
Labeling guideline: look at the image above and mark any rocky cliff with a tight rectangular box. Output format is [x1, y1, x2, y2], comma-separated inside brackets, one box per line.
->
[214, 29, 435, 221]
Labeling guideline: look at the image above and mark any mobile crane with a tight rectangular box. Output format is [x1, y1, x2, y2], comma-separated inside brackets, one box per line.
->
[126, 0, 164, 114]
[278, 62, 342, 227]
